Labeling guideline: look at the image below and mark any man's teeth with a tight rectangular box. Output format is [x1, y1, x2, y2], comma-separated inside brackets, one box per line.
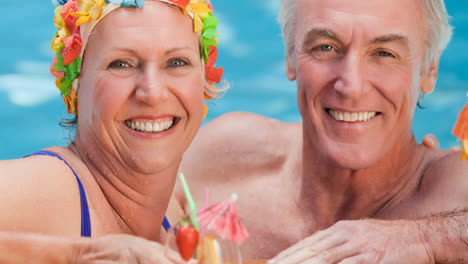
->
[125, 119, 174, 133]
[329, 110, 377, 122]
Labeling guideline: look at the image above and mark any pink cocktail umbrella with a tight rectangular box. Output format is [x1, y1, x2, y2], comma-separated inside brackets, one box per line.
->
[197, 193, 249, 243]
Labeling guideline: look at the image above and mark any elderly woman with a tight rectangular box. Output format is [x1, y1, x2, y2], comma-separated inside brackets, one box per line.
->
[0, 0, 223, 262]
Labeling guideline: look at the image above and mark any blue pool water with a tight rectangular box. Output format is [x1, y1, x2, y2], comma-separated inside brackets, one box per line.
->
[0, 1, 467, 159]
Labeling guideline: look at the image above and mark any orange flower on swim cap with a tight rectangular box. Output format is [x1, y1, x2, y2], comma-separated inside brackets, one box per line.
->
[168, 0, 190, 7]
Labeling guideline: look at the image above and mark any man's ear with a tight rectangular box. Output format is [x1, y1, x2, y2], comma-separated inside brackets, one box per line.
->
[421, 55, 440, 95]
[285, 54, 297, 81]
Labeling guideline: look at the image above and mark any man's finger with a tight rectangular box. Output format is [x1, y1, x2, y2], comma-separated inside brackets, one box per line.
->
[301, 242, 360, 264]
[449, 146, 461, 152]
[336, 252, 379, 264]
[268, 227, 340, 263]
[421, 134, 439, 149]
[268, 234, 348, 264]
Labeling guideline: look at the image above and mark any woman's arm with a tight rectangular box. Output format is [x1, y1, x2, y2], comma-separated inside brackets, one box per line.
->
[0, 232, 189, 263]
[0, 232, 75, 263]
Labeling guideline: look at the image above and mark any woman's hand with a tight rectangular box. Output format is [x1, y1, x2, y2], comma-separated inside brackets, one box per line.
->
[75, 234, 197, 264]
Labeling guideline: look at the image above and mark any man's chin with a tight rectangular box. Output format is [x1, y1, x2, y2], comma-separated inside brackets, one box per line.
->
[322, 142, 383, 170]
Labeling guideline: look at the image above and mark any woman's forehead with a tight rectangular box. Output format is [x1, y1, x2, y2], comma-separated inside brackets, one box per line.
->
[90, 2, 198, 50]
[100, 1, 192, 31]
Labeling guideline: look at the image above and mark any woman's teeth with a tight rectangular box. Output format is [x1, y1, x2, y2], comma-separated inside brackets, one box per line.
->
[125, 119, 174, 133]
[328, 110, 377, 122]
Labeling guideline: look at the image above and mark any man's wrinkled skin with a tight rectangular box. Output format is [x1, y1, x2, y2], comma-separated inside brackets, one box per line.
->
[177, 0, 468, 262]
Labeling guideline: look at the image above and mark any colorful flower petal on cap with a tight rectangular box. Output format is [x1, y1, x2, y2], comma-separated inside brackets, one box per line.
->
[72, 12, 92, 26]
[60, 0, 79, 30]
[61, 33, 83, 65]
[50, 56, 65, 79]
[89, 0, 106, 20]
[135, 0, 144, 8]
[205, 47, 223, 84]
[205, 65, 223, 84]
[54, 6, 64, 29]
[122, 0, 138, 7]
[63, 85, 78, 115]
[55, 77, 63, 88]
[51, 27, 70, 51]
[168, 0, 190, 7]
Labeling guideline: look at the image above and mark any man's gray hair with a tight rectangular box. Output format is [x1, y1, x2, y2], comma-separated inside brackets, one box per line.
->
[278, 0, 453, 71]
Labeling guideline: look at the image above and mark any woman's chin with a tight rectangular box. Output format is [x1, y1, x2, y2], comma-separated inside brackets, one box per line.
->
[123, 152, 181, 175]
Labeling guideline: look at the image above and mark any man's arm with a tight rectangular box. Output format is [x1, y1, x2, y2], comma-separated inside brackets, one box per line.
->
[422, 210, 468, 262]
[267, 214, 468, 264]
[269, 151, 468, 264]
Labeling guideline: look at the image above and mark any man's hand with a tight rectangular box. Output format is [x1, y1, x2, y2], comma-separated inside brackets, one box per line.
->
[267, 219, 433, 264]
[422, 134, 461, 152]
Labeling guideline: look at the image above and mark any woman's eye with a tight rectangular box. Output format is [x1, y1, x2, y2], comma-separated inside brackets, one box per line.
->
[109, 60, 131, 69]
[169, 59, 188, 68]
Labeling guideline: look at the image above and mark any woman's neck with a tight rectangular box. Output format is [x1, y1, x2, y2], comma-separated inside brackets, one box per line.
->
[69, 136, 177, 241]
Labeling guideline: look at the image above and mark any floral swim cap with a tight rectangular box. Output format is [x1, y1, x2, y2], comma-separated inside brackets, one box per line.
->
[50, 0, 223, 115]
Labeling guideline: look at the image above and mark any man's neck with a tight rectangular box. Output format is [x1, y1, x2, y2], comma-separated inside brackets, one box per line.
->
[297, 128, 424, 229]
[69, 136, 176, 241]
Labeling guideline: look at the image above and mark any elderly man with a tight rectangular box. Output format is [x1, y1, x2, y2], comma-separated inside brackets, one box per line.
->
[178, 0, 468, 262]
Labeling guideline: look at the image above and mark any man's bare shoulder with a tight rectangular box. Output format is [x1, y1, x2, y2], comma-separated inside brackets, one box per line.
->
[192, 111, 298, 150]
[178, 112, 301, 204]
[177, 112, 302, 216]
[181, 112, 301, 176]
[417, 149, 468, 213]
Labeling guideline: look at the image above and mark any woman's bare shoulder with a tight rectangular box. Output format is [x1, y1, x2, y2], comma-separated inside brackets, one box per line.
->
[0, 147, 82, 236]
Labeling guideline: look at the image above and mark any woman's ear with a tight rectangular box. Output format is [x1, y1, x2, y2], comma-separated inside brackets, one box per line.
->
[421, 56, 440, 95]
[285, 54, 297, 81]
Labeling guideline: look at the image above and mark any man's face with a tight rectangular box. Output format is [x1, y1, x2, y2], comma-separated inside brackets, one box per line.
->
[288, 0, 436, 169]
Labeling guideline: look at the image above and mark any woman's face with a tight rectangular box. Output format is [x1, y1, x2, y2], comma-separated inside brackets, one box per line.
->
[77, 1, 205, 174]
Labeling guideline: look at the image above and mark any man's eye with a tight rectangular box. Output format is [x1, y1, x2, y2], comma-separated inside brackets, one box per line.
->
[169, 59, 188, 67]
[109, 60, 131, 69]
[320, 45, 334, 52]
[377, 51, 395, 58]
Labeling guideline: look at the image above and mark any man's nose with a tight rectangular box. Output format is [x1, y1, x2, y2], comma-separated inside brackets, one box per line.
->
[333, 52, 368, 99]
[135, 64, 169, 105]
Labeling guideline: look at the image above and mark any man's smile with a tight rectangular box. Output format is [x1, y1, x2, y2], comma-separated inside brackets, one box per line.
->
[327, 109, 379, 123]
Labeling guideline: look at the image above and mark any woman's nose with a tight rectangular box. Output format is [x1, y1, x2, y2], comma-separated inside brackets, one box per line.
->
[134, 64, 169, 105]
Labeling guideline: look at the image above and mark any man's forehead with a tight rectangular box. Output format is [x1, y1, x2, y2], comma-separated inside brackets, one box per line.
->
[294, 0, 425, 30]
[294, 0, 425, 47]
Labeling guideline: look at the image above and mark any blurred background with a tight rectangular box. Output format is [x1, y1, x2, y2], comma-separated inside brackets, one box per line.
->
[0, 1, 467, 159]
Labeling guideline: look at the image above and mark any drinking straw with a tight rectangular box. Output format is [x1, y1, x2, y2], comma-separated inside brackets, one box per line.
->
[178, 172, 200, 231]
[203, 187, 210, 209]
